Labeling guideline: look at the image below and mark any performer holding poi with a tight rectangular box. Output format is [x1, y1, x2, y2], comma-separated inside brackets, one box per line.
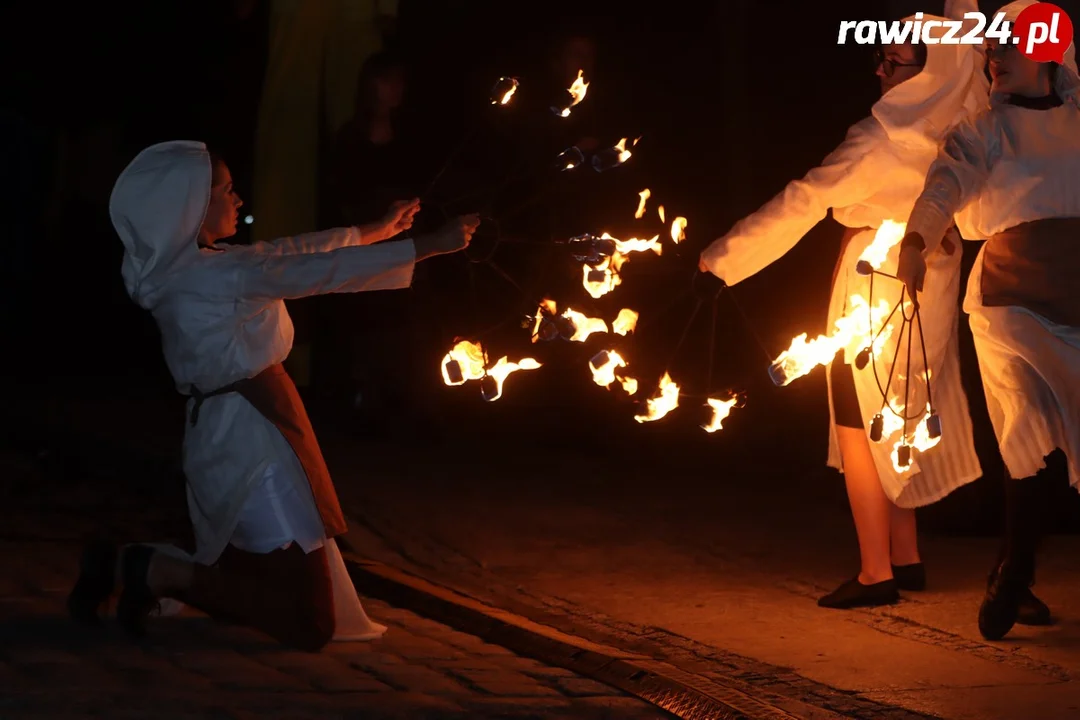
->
[897, 0, 1080, 640]
[699, 4, 1028, 611]
[68, 140, 479, 651]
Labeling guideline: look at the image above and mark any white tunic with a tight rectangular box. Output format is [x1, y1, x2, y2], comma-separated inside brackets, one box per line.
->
[700, 17, 987, 507]
[905, 102, 1080, 487]
[110, 140, 414, 639]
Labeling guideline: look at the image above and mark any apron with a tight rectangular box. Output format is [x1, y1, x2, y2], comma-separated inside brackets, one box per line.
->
[187, 364, 348, 539]
[980, 217, 1080, 328]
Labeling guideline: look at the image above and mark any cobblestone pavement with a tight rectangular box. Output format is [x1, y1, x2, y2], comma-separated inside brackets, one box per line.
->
[0, 450, 671, 720]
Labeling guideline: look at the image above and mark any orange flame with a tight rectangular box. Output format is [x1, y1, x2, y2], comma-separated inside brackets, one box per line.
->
[634, 372, 680, 423]
[555, 69, 589, 117]
[561, 308, 609, 342]
[671, 217, 688, 244]
[483, 356, 542, 401]
[635, 189, 651, 219]
[658, 205, 666, 223]
[441, 340, 486, 385]
[702, 396, 740, 433]
[589, 350, 638, 396]
[612, 308, 639, 335]
[582, 254, 624, 299]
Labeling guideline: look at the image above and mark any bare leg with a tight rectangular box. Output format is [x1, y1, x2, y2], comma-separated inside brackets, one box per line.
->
[888, 504, 921, 566]
[837, 426, 893, 584]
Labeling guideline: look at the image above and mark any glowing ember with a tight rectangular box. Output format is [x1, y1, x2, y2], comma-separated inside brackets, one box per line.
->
[592, 137, 639, 172]
[634, 372, 680, 423]
[702, 396, 740, 433]
[671, 217, 688, 244]
[658, 205, 666, 223]
[635, 189, 651, 219]
[441, 340, 486, 386]
[490, 77, 519, 105]
[612, 308, 639, 335]
[553, 69, 589, 117]
[482, 356, 542, 401]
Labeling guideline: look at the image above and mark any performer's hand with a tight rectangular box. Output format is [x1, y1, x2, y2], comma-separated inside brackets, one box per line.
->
[415, 214, 481, 259]
[896, 236, 927, 303]
[379, 198, 421, 240]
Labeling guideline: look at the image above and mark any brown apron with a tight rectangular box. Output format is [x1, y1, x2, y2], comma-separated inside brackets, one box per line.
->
[981, 217, 1080, 327]
[186, 364, 348, 538]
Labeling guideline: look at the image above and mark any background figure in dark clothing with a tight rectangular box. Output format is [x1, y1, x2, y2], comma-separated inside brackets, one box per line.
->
[315, 51, 438, 433]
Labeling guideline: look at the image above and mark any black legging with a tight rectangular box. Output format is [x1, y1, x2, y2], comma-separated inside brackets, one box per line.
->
[999, 467, 1048, 582]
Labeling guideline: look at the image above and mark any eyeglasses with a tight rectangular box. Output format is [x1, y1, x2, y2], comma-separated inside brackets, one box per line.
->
[985, 42, 1017, 61]
[874, 48, 923, 77]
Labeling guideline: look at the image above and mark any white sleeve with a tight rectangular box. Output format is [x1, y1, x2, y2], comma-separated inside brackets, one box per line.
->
[906, 116, 996, 252]
[700, 122, 885, 286]
[249, 227, 366, 255]
[237, 238, 416, 300]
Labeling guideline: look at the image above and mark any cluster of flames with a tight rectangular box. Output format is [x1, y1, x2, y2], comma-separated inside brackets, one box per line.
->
[445, 69, 740, 433]
[766, 219, 940, 471]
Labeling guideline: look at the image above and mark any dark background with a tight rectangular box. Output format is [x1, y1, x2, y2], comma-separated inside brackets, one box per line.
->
[2, 0, 1076, 533]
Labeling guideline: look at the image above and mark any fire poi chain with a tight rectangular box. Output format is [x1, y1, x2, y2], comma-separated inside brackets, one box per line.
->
[436, 70, 938, 463]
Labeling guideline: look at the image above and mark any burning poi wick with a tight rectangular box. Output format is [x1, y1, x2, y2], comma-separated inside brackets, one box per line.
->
[551, 69, 589, 117]
[592, 137, 640, 172]
[490, 76, 519, 105]
[556, 146, 586, 171]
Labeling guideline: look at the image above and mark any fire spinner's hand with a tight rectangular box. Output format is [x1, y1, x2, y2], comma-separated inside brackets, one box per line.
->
[896, 236, 927, 304]
[437, 214, 481, 254]
[379, 198, 421, 240]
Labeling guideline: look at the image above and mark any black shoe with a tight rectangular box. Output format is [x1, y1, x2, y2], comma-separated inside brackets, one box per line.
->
[892, 562, 926, 591]
[985, 570, 1052, 626]
[67, 539, 118, 625]
[116, 545, 160, 639]
[979, 563, 1028, 640]
[818, 576, 899, 609]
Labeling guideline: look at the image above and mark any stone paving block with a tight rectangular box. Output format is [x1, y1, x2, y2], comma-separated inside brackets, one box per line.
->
[462, 696, 574, 717]
[168, 649, 313, 691]
[354, 662, 469, 695]
[374, 628, 468, 660]
[448, 666, 565, 697]
[252, 650, 393, 693]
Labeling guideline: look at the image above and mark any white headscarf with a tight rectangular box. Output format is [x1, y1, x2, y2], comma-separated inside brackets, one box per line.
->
[990, 0, 1080, 107]
[110, 141, 213, 310]
[872, 1, 991, 150]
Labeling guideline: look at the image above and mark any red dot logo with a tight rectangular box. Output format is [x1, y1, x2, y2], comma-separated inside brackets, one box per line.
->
[1012, 2, 1074, 63]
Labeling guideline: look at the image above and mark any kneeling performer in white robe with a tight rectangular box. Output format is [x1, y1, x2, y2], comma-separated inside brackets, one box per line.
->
[68, 140, 479, 651]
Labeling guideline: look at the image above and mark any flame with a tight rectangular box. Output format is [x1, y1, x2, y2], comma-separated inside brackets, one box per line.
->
[555, 69, 589, 117]
[635, 189, 651, 219]
[658, 205, 666, 223]
[562, 308, 609, 342]
[770, 222, 911, 386]
[614, 137, 633, 164]
[702, 396, 740, 433]
[605, 232, 662, 256]
[634, 372, 680, 423]
[499, 84, 518, 105]
[671, 217, 687, 244]
[491, 77, 519, 106]
[589, 350, 638, 396]
[483, 356, 542, 401]
[582, 253, 626, 299]
[858, 219, 906, 270]
[441, 340, 486, 385]
[878, 402, 942, 473]
[612, 308, 639, 335]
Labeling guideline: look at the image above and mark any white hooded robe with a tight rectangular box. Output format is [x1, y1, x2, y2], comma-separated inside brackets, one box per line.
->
[700, 6, 988, 507]
[110, 140, 415, 640]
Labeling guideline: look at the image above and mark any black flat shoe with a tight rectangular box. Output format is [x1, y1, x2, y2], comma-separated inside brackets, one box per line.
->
[984, 570, 1052, 626]
[892, 562, 926, 591]
[818, 576, 899, 609]
[67, 539, 118, 625]
[116, 545, 160, 639]
[979, 562, 1028, 640]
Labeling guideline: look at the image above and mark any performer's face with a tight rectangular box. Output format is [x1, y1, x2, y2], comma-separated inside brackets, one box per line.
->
[986, 40, 1051, 97]
[876, 43, 923, 96]
[200, 160, 243, 246]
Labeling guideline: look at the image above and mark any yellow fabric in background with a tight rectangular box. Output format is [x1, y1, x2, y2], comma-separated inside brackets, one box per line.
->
[253, 0, 397, 385]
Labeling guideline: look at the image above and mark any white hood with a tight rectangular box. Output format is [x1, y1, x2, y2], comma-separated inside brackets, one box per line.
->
[872, 2, 991, 150]
[990, 0, 1080, 107]
[110, 141, 213, 310]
